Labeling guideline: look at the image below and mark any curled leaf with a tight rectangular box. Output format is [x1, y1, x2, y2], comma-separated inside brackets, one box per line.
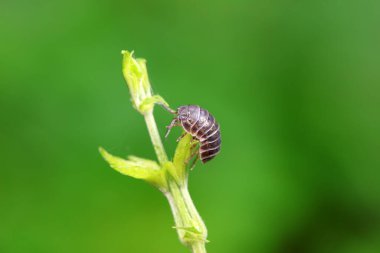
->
[172, 134, 193, 182]
[121, 50, 153, 114]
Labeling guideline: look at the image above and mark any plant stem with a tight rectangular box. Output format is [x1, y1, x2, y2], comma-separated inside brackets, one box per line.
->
[191, 243, 207, 253]
[165, 178, 207, 252]
[143, 110, 168, 165]
[121, 50, 208, 252]
[144, 108, 207, 253]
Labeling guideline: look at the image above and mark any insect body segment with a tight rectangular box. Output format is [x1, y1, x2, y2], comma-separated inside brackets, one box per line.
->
[165, 105, 221, 164]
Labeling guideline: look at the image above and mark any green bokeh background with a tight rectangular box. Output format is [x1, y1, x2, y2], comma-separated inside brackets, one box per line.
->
[1, 0, 379, 252]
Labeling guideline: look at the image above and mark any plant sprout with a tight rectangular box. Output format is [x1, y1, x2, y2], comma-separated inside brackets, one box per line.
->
[99, 50, 208, 253]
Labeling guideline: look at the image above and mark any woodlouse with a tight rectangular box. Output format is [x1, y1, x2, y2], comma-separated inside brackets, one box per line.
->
[163, 104, 221, 164]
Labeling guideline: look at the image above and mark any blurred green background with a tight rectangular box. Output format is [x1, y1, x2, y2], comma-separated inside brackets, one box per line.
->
[1, 0, 380, 252]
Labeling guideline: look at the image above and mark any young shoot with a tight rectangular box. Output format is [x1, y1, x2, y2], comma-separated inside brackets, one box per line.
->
[99, 50, 208, 253]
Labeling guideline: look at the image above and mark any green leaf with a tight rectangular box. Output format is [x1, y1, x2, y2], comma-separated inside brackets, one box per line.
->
[139, 95, 170, 113]
[174, 226, 209, 243]
[172, 133, 193, 181]
[162, 161, 180, 183]
[174, 226, 202, 234]
[121, 50, 153, 114]
[99, 147, 167, 189]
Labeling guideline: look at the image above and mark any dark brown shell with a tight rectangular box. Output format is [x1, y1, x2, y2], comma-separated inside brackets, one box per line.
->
[177, 105, 221, 163]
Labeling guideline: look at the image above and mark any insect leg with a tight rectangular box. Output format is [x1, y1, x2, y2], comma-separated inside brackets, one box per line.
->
[190, 136, 199, 144]
[189, 142, 198, 154]
[190, 154, 199, 170]
[176, 132, 188, 142]
[165, 118, 179, 138]
[186, 142, 199, 169]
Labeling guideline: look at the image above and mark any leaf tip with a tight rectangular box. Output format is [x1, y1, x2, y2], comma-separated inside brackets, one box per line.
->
[98, 146, 111, 162]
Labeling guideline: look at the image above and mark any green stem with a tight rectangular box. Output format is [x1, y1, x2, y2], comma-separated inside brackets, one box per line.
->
[165, 178, 207, 252]
[143, 110, 168, 165]
[144, 106, 207, 253]
[191, 243, 207, 253]
[122, 50, 208, 252]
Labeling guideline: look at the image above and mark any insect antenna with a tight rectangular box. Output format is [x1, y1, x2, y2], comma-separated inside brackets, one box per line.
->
[158, 103, 177, 114]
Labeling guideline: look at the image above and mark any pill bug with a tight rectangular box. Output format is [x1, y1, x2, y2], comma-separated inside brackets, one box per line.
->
[163, 104, 221, 164]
